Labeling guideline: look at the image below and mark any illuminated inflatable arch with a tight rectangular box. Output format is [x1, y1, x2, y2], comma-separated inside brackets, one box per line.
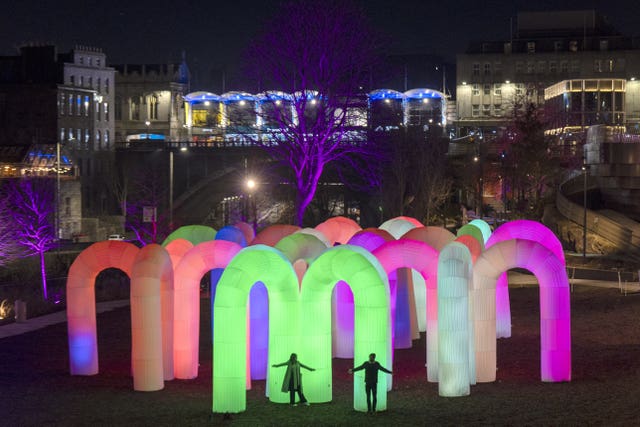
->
[162, 224, 217, 247]
[437, 242, 474, 397]
[331, 228, 393, 358]
[234, 221, 255, 245]
[216, 225, 248, 246]
[456, 224, 485, 251]
[173, 240, 243, 379]
[401, 226, 455, 252]
[67, 241, 139, 376]
[473, 239, 571, 383]
[67, 241, 174, 391]
[454, 234, 483, 263]
[164, 238, 194, 269]
[296, 227, 331, 247]
[130, 244, 175, 391]
[274, 232, 327, 265]
[486, 220, 566, 339]
[212, 245, 300, 413]
[399, 226, 456, 334]
[348, 228, 394, 251]
[373, 239, 440, 382]
[251, 224, 300, 246]
[379, 216, 422, 239]
[315, 216, 362, 245]
[469, 219, 492, 244]
[300, 245, 391, 412]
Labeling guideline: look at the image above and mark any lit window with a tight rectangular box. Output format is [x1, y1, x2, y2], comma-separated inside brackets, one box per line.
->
[472, 104, 480, 117]
[472, 84, 480, 96]
[484, 63, 491, 75]
[608, 59, 614, 72]
[60, 128, 65, 142]
[104, 103, 109, 121]
[85, 129, 90, 143]
[483, 104, 491, 116]
[569, 41, 578, 52]
[472, 63, 480, 76]
[494, 84, 502, 96]
[527, 42, 535, 53]
[594, 60, 603, 72]
[483, 84, 491, 95]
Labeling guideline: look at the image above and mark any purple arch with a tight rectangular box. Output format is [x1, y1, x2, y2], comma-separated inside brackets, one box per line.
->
[473, 239, 571, 383]
[486, 220, 566, 338]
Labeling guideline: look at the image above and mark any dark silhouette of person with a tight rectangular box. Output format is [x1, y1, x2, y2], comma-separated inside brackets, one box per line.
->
[272, 353, 315, 406]
[348, 353, 392, 413]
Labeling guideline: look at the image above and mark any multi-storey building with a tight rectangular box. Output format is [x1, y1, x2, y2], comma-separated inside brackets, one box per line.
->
[0, 44, 117, 239]
[113, 60, 190, 143]
[456, 10, 640, 136]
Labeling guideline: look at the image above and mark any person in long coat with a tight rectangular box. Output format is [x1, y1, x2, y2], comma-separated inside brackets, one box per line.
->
[272, 353, 315, 406]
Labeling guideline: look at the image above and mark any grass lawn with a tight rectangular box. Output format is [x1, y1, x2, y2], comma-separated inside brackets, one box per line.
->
[2, 285, 640, 426]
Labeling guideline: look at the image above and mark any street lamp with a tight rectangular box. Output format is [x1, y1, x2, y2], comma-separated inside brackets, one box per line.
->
[145, 120, 150, 141]
[169, 149, 174, 230]
[582, 160, 587, 258]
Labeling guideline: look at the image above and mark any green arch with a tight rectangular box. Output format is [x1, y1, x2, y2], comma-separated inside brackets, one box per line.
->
[161, 225, 217, 247]
[457, 224, 485, 251]
[274, 232, 327, 264]
[300, 245, 391, 411]
[212, 245, 300, 413]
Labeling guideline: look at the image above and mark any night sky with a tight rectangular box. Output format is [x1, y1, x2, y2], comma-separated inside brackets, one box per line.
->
[0, 0, 636, 90]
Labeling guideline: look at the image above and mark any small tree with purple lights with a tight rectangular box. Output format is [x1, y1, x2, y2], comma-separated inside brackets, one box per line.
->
[1, 178, 56, 300]
[245, 0, 382, 225]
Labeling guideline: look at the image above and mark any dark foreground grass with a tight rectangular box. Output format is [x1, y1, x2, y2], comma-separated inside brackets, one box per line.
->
[2, 285, 640, 426]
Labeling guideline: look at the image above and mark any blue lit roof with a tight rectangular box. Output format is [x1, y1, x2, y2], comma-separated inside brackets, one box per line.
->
[256, 91, 293, 102]
[184, 91, 220, 102]
[369, 89, 403, 100]
[221, 91, 255, 103]
[404, 88, 444, 100]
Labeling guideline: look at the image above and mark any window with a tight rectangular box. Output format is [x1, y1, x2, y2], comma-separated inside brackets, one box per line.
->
[594, 60, 603, 72]
[60, 94, 65, 115]
[494, 104, 502, 116]
[515, 83, 524, 96]
[96, 101, 101, 121]
[96, 58, 101, 67]
[484, 63, 491, 75]
[97, 78, 101, 90]
[504, 43, 512, 54]
[482, 104, 491, 116]
[60, 128, 65, 142]
[115, 96, 122, 120]
[76, 129, 81, 144]
[84, 129, 90, 143]
[554, 41, 563, 52]
[88, 77, 92, 87]
[68, 129, 74, 140]
[515, 62, 524, 74]
[130, 97, 140, 121]
[600, 40, 609, 51]
[549, 61, 557, 73]
[69, 75, 75, 85]
[537, 61, 546, 73]
[68, 94, 74, 113]
[560, 61, 569, 73]
[76, 95, 82, 116]
[472, 63, 480, 76]
[149, 95, 158, 120]
[527, 42, 535, 53]
[527, 62, 535, 74]
[608, 59, 614, 72]
[494, 62, 502, 74]
[84, 95, 90, 116]
[105, 79, 109, 94]
[472, 84, 480, 96]
[79, 76, 84, 86]
[96, 130, 101, 147]
[483, 84, 491, 96]
[472, 104, 480, 117]
[494, 84, 502, 96]
[104, 103, 109, 121]
[105, 130, 109, 144]
[79, 56, 84, 65]
[569, 41, 578, 52]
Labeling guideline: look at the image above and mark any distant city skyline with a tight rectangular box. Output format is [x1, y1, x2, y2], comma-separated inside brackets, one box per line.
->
[0, 0, 636, 90]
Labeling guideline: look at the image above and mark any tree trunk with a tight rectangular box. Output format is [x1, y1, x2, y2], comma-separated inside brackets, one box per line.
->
[39, 250, 48, 300]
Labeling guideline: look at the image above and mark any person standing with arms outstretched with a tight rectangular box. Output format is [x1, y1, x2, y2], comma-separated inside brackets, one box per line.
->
[348, 353, 392, 413]
[272, 353, 315, 406]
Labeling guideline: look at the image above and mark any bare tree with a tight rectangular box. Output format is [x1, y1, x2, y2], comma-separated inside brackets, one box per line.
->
[125, 169, 170, 245]
[1, 178, 56, 300]
[0, 186, 22, 266]
[380, 126, 453, 224]
[245, 0, 383, 225]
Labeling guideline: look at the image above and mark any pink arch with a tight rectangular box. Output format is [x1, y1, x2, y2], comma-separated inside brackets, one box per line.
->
[67, 241, 140, 376]
[250, 224, 300, 246]
[130, 244, 174, 390]
[315, 216, 362, 245]
[234, 221, 255, 245]
[486, 220, 565, 339]
[372, 239, 440, 381]
[164, 238, 194, 269]
[473, 239, 571, 383]
[173, 240, 243, 379]
[401, 226, 455, 252]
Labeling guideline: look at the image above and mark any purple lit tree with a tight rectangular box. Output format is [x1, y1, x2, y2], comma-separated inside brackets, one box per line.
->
[245, 0, 383, 226]
[1, 178, 56, 300]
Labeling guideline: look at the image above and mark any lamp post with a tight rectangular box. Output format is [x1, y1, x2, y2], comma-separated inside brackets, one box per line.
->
[169, 149, 174, 230]
[246, 177, 257, 233]
[56, 141, 61, 251]
[582, 160, 587, 258]
[145, 120, 150, 141]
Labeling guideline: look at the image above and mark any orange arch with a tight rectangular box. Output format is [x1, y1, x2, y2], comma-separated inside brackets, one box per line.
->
[250, 224, 300, 246]
[67, 241, 140, 376]
[315, 216, 362, 245]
